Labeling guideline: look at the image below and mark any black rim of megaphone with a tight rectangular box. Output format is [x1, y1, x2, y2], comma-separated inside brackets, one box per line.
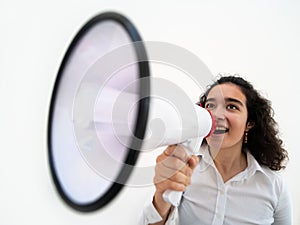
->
[47, 12, 150, 212]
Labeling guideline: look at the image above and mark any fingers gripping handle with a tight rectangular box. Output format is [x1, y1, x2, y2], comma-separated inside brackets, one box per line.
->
[162, 138, 203, 206]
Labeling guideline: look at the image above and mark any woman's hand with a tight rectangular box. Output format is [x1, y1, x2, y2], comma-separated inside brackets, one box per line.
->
[152, 145, 199, 218]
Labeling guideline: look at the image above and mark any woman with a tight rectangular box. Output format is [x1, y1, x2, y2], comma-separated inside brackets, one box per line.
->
[141, 75, 291, 225]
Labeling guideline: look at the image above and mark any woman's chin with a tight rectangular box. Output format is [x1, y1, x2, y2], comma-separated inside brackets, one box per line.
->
[206, 135, 225, 149]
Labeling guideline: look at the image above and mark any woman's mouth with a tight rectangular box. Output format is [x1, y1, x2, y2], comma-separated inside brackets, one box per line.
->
[213, 126, 229, 134]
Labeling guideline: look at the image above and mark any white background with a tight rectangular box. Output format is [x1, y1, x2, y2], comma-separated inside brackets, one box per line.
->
[1, 0, 299, 224]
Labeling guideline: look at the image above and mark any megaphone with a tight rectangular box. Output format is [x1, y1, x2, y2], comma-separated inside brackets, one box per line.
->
[48, 11, 215, 212]
[97, 82, 215, 207]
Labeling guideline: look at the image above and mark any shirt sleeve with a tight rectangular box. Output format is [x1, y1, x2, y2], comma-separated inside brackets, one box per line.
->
[139, 199, 179, 225]
[139, 200, 163, 225]
[272, 177, 292, 225]
[165, 206, 179, 225]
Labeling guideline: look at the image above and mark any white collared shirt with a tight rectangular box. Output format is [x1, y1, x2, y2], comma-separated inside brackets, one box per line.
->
[140, 148, 292, 225]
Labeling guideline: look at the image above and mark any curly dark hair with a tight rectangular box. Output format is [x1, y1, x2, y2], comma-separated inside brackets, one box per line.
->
[199, 75, 288, 171]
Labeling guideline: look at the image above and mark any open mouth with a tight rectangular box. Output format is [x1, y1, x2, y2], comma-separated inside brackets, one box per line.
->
[213, 126, 229, 134]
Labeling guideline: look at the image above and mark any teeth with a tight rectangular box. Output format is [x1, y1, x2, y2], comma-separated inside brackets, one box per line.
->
[216, 127, 227, 131]
[214, 126, 228, 134]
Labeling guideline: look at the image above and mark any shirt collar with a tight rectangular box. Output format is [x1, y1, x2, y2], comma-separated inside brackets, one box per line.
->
[198, 145, 213, 164]
[245, 149, 267, 177]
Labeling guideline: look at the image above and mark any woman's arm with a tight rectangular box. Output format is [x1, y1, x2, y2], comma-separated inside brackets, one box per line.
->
[273, 178, 292, 225]
[148, 145, 199, 225]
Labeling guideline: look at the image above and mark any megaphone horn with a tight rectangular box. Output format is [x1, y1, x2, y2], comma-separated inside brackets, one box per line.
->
[48, 11, 216, 212]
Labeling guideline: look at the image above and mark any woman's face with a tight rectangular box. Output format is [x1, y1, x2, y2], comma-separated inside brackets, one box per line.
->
[205, 83, 250, 151]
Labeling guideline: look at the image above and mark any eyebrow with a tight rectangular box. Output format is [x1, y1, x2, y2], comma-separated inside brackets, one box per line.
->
[206, 97, 244, 106]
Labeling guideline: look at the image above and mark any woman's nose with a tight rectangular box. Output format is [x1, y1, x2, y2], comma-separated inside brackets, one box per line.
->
[212, 106, 226, 120]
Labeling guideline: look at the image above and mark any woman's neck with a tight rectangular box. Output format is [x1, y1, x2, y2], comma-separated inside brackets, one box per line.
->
[210, 144, 247, 183]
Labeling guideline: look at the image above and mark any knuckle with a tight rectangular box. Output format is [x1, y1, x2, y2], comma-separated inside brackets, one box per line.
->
[170, 182, 185, 191]
[186, 177, 191, 185]
[156, 154, 164, 163]
[172, 172, 181, 181]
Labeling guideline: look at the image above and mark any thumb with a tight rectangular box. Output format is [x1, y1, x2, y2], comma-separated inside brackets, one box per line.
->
[188, 155, 200, 170]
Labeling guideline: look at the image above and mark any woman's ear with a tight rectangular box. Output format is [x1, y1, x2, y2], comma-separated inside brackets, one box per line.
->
[246, 121, 255, 131]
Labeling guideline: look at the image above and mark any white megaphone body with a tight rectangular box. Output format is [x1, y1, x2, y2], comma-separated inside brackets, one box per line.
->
[93, 77, 216, 207]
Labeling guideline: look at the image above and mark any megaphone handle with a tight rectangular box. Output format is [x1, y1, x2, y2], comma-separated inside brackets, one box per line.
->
[162, 189, 182, 207]
[162, 138, 204, 206]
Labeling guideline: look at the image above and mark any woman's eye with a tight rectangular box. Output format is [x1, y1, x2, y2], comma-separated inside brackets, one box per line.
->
[205, 103, 215, 109]
[227, 104, 238, 110]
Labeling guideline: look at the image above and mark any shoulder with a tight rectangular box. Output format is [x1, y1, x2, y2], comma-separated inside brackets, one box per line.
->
[256, 163, 290, 206]
[247, 152, 286, 194]
[260, 166, 285, 188]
